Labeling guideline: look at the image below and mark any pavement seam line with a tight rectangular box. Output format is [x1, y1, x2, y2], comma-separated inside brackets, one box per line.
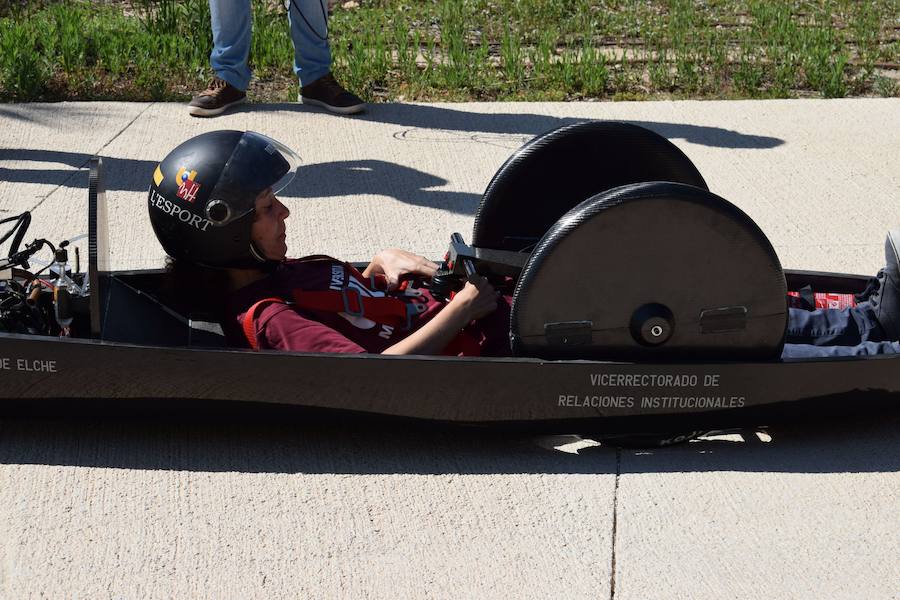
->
[29, 102, 156, 213]
[609, 447, 621, 600]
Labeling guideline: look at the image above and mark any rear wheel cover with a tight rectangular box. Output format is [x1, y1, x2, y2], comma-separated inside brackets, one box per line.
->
[510, 182, 787, 361]
[473, 121, 708, 251]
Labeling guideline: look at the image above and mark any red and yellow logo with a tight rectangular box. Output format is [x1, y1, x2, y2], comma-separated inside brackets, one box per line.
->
[175, 167, 201, 203]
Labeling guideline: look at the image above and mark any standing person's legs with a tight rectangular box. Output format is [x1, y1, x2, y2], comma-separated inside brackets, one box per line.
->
[289, 0, 366, 114]
[285, 0, 331, 86]
[189, 0, 251, 116]
[209, 0, 253, 90]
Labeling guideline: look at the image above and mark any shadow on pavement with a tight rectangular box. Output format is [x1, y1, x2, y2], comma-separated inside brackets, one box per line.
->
[0, 104, 784, 213]
[0, 107, 36, 124]
[611, 411, 900, 475]
[0, 149, 157, 192]
[250, 102, 785, 149]
[1, 410, 896, 475]
[282, 159, 480, 214]
[0, 151, 480, 214]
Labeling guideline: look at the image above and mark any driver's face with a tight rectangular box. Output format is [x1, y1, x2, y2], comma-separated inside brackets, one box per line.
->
[251, 187, 290, 261]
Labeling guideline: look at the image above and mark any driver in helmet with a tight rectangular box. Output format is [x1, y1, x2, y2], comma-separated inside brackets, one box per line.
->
[149, 130, 900, 358]
[149, 130, 505, 356]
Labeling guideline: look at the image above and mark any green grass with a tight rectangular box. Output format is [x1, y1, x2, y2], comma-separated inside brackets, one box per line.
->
[1, 0, 898, 102]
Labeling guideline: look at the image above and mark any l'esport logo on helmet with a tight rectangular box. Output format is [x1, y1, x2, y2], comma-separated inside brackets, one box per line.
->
[149, 188, 212, 232]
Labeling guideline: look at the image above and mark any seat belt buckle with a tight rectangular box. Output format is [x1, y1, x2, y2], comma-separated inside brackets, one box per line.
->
[341, 287, 365, 318]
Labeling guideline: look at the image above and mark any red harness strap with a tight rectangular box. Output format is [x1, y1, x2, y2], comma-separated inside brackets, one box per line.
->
[240, 260, 473, 353]
[241, 290, 424, 350]
[289, 288, 419, 326]
[242, 297, 286, 350]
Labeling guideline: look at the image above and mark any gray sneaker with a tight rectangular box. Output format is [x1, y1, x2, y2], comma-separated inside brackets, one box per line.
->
[300, 72, 366, 115]
[188, 77, 247, 117]
[870, 229, 900, 339]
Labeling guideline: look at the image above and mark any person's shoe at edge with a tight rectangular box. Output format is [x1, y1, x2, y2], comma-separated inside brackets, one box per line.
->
[870, 229, 900, 339]
[299, 72, 366, 115]
[188, 77, 247, 117]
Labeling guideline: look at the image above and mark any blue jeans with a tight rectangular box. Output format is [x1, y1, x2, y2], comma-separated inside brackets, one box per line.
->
[209, 0, 332, 90]
[782, 302, 900, 358]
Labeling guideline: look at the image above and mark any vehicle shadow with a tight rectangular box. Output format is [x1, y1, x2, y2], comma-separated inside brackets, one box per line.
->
[0, 410, 896, 475]
[606, 412, 900, 474]
[249, 103, 786, 150]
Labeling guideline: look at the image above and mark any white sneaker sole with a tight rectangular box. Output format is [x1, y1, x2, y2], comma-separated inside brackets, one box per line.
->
[188, 96, 247, 117]
[299, 95, 366, 115]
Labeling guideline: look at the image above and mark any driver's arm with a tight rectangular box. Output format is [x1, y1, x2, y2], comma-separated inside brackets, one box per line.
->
[382, 277, 497, 355]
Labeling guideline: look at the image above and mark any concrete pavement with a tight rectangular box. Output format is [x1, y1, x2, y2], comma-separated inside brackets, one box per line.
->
[0, 99, 898, 599]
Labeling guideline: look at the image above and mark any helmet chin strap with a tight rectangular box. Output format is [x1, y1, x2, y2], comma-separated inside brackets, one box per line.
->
[249, 241, 282, 273]
[249, 242, 267, 263]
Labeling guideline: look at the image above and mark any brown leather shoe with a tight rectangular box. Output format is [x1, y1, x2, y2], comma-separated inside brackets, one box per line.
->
[300, 73, 366, 115]
[188, 77, 247, 117]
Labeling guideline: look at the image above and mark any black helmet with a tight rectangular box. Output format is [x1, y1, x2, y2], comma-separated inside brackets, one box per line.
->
[148, 130, 300, 268]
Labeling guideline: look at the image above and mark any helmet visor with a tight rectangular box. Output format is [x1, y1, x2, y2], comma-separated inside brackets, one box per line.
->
[204, 131, 300, 227]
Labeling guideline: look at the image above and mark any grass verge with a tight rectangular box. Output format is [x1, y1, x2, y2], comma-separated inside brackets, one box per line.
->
[1, 0, 898, 102]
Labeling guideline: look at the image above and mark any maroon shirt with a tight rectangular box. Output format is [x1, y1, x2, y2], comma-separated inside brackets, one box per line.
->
[226, 256, 512, 356]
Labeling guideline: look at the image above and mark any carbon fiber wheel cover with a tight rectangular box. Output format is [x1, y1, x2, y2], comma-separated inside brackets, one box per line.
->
[510, 182, 787, 361]
[473, 121, 708, 251]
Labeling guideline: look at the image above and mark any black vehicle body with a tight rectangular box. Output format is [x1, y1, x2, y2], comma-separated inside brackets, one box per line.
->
[1, 122, 897, 439]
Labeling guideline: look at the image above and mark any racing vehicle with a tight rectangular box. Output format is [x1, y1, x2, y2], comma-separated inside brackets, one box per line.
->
[0, 121, 896, 446]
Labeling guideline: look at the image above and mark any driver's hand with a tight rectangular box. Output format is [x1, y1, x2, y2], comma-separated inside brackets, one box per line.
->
[450, 276, 499, 321]
[369, 249, 438, 290]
